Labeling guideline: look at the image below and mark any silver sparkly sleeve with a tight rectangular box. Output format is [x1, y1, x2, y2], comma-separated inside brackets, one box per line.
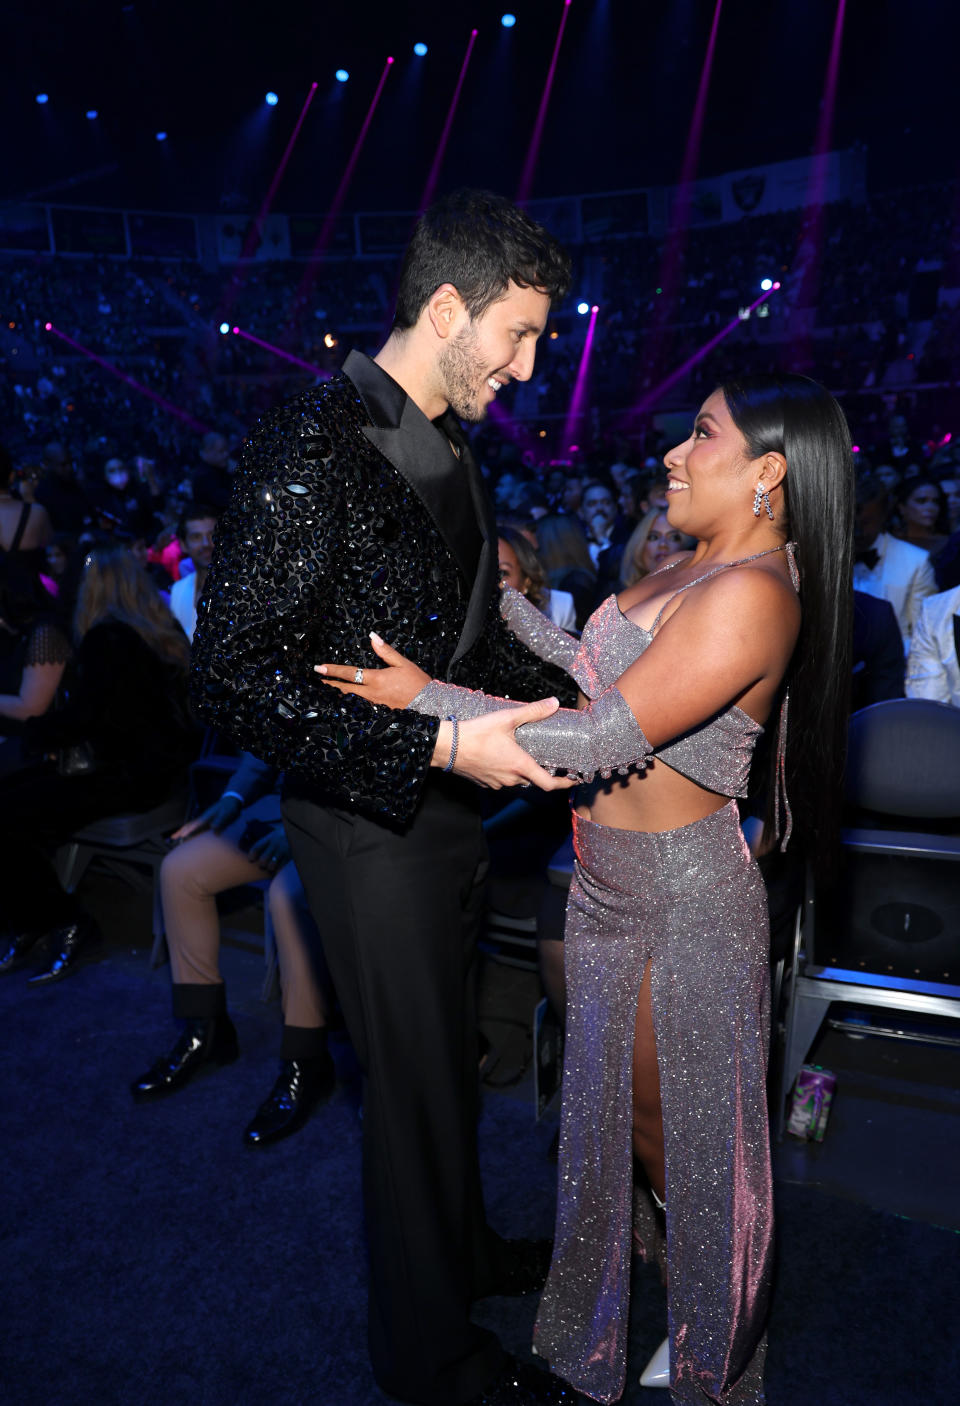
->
[514, 686, 652, 781]
[499, 586, 580, 673]
[408, 680, 652, 783]
[408, 679, 521, 721]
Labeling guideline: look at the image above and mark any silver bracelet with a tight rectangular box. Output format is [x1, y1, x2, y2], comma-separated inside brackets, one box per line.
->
[442, 715, 459, 773]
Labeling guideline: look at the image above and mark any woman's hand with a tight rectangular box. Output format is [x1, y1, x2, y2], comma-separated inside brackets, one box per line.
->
[315, 632, 430, 709]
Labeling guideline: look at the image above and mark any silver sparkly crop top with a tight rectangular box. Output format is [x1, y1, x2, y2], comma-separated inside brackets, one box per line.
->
[498, 542, 800, 802]
[571, 593, 761, 798]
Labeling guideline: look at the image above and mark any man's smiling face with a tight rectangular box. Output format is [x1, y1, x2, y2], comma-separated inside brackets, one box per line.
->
[438, 280, 550, 424]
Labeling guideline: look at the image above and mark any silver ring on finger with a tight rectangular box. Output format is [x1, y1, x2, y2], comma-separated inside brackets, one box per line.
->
[354, 668, 364, 685]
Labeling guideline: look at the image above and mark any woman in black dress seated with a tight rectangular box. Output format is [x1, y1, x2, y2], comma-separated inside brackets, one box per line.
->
[0, 574, 72, 776]
[0, 545, 200, 983]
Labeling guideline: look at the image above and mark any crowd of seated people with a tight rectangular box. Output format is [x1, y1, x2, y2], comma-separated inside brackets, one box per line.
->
[4, 176, 959, 475]
[0, 436, 344, 1145]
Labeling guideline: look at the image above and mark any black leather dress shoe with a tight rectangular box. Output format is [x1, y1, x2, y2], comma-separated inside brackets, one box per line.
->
[243, 1053, 336, 1147]
[481, 1238, 554, 1298]
[464, 1355, 578, 1405]
[130, 1016, 239, 1100]
[26, 920, 98, 986]
[0, 931, 42, 974]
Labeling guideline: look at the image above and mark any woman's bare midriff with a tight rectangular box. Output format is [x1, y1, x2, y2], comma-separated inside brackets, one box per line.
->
[574, 756, 734, 833]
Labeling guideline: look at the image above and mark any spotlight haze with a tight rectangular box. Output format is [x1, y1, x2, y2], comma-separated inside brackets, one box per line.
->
[501, 13, 517, 27]
[265, 91, 279, 106]
[413, 42, 428, 57]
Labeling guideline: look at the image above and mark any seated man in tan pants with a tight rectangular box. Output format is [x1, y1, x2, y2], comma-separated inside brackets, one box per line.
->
[131, 751, 334, 1145]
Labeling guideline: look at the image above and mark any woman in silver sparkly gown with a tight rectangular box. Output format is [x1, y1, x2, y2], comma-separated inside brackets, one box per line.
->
[318, 374, 855, 1403]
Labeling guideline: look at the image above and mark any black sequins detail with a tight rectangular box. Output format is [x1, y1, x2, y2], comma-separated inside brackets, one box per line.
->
[192, 374, 575, 825]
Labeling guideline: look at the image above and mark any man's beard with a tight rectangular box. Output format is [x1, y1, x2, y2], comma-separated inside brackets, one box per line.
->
[438, 324, 490, 424]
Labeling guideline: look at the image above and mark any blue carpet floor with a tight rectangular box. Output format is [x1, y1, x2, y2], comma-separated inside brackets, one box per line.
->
[2, 939, 958, 1406]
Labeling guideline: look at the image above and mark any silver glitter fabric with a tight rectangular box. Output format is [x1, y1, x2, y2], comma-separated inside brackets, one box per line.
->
[420, 583, 763, 798]
[409, 680, 653, 783]
[571, 594, 763, 799]
[534, 803, 773, 1405]
[500, 586, 581, 675]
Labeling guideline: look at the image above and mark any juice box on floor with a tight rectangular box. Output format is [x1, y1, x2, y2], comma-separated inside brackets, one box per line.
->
[786, 1064, 837, 1142]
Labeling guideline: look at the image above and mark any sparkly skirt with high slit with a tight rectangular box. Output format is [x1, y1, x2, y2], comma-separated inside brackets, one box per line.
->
[533, 801, 773, 1404]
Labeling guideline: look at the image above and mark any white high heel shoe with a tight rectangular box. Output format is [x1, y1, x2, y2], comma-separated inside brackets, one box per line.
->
[639, 1335, 670, 1387]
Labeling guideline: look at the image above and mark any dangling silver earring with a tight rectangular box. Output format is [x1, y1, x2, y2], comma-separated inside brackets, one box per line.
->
[753, 483, 774, 520]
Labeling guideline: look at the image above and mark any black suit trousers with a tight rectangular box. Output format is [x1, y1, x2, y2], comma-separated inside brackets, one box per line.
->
[282, 775, 509, 1405]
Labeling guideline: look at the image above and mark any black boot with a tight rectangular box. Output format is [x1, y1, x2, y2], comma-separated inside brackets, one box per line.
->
[243, 1052, 335, 1147]
[131, 983, 238, 1100]
[0, 930, 43, 974]
[27, 919, 99, 986]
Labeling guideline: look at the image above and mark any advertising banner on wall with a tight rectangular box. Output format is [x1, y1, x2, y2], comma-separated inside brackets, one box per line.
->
[663, 148, 867, 233]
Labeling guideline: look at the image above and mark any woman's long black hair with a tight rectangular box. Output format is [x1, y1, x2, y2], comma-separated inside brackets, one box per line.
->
[720, 373, 855, 875]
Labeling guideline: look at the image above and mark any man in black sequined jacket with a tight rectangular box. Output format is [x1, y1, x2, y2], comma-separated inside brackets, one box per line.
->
[192, 192, 577, 1406]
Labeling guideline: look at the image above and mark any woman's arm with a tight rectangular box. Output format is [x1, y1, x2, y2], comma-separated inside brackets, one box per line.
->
[0, 659, 66, 722]
[498, 586, 581, 674]
[320, 568, 799, 781]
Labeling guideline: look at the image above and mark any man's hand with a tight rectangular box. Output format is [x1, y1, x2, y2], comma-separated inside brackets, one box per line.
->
[438, 698, 576, 792]
[247, 826, 292, 872]
[171, 793, 243, 842]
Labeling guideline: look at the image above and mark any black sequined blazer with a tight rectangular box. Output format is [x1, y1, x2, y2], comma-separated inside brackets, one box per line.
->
[191, 351, 575, 826]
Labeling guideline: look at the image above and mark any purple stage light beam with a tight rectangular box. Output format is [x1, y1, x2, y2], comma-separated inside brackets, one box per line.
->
[809, 0, 848, 209]
[649, 0, 723, 360]
[516, 0, 572, 203]
[239, 82, 319, 265]
[562, 304, 599, 448]
[420, 29, 478, 211]
[792, 0, 848, 322]
[295, 56, 395, 318]
[672, 0, 723, 229]
[44, 322, 211, 433]
[231, 325, 328, 378]
[631, 284, 780, 416]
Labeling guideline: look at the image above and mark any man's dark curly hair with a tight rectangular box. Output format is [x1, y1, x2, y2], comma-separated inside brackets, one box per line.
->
[393, 188, 572, 330]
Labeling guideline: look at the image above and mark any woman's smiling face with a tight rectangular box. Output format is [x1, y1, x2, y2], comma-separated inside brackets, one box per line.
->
[662, 389, 755, 535]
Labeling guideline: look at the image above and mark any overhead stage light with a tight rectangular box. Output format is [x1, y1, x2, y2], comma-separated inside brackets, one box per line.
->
[501, 13, 517, 27]
[86, 109, 98, 120]
[219, 322, 230, 335]
[335, 69, 349, 83]
[155, 130, 168, 142]
[760, 278, 773, 292]
[577, 302, 589, 315]
[414, 42, 428, 57]
[265, 91, 279, 106]
[36, 93, 49, 104]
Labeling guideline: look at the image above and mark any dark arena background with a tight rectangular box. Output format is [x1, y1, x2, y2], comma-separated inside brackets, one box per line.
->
[2, 3, 960, 1405]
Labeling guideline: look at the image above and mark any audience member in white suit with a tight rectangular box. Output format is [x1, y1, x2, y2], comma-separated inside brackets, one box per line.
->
[169, 503, 219, 644]
[906, 585, 960, 707]
[852, 474, 936, 649]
